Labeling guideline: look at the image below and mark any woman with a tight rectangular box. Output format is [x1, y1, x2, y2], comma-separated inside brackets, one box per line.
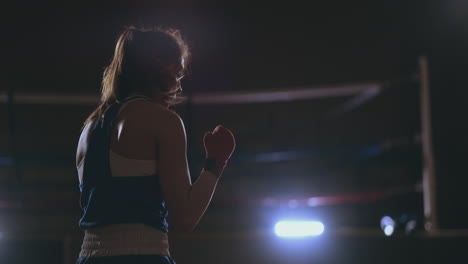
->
[75, 26, 236, 264]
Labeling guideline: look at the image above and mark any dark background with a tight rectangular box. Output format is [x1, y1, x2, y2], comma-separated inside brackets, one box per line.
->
[1, 0, 468, 263]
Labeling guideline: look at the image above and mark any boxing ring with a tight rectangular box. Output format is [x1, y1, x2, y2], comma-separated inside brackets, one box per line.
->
[0, 56, 448, 263]
[0, 56, 436, 228]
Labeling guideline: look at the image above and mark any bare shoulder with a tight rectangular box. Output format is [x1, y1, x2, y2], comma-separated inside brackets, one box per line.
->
[132, 100, 186, 134]
[138, 101, 183, 123]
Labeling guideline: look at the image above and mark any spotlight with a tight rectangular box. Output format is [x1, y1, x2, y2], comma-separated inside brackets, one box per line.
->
[274, 221, 324, 238]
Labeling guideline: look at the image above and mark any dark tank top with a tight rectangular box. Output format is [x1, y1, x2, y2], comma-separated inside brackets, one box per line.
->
[78, 96, 169, 232]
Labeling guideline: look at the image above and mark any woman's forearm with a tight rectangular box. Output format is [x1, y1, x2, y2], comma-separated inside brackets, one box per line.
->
[182, 170, 219, 231]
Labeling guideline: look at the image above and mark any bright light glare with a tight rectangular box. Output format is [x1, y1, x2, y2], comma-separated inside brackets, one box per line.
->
[384, 225, 394, 236]
[380, 216, 395, 236]
[274, 221, 324, 237]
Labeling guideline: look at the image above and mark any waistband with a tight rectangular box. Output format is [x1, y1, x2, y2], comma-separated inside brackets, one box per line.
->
[79, 223, 170, 258]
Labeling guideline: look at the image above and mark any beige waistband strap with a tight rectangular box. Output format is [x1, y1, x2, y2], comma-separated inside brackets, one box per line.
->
[79, 224, 170, 258]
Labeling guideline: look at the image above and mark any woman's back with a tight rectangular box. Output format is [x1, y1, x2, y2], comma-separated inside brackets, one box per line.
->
[110, 98, 159, 161]
[77, 97, 167, 175]
[76, 97, 173, 258]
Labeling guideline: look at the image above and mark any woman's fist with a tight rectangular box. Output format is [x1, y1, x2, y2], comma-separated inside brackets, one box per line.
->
[203, 125, 236, 177]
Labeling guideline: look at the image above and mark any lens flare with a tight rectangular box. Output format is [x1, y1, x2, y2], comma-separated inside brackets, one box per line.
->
[274, 221, 325, 237]
[380, 216, 396, 236]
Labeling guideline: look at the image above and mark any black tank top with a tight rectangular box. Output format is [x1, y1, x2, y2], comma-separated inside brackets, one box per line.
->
[78, 96, 169, 232]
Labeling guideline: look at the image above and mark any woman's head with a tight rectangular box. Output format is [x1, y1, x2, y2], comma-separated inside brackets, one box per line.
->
[103, 26, 190, 106]
[85, 26, 190, 125]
